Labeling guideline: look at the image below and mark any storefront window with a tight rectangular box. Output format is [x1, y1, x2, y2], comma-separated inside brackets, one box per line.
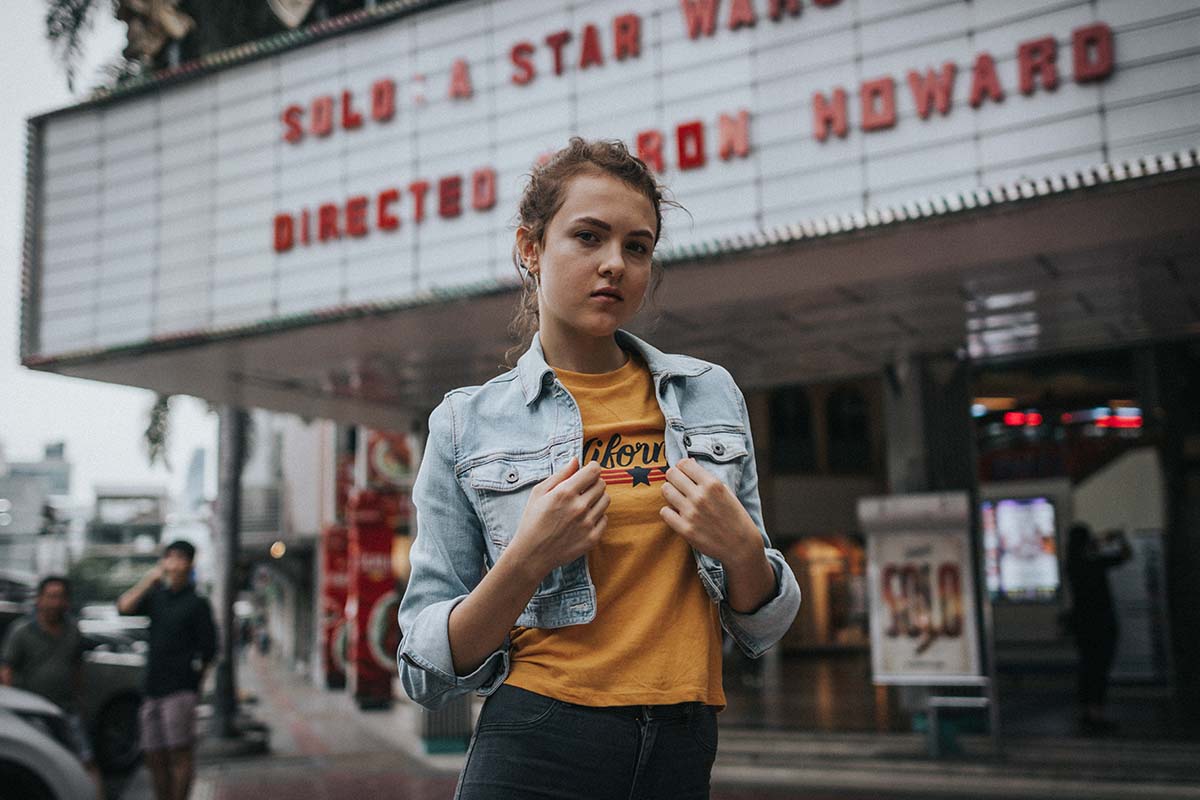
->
[770, 386, 817, 473]
[827, 387, 871, 473]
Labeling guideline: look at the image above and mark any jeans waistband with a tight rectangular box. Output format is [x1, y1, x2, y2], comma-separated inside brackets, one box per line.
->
[597, 701, 703, 721]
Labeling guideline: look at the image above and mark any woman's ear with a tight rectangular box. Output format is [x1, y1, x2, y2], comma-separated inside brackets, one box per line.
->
[516, 226, 539, 272]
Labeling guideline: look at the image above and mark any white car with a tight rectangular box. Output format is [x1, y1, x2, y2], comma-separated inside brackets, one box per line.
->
[0, 686, 94, 800]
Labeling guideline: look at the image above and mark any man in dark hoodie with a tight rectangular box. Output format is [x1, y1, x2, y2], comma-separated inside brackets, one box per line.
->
[119, 540, 216, 800]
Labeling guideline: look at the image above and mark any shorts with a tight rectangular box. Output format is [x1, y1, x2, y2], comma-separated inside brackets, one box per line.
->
[63, 713, 95, 764]
[138, 690, 198, 752]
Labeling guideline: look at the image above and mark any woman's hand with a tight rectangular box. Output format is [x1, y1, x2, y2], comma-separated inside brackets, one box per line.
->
[506, 457, 609, 581]
[448, 458, 606, 677]
[659, 457, 761, 564]
[661, 457, 778, 613]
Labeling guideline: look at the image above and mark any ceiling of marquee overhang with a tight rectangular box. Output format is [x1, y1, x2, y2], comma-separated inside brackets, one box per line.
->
[36, 167, 1200, 428]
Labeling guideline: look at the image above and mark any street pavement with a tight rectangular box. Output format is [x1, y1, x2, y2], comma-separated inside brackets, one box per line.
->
[110, 651, 1200, 800]
[118, 753, 891, 800]
[112, 652, 843, 800]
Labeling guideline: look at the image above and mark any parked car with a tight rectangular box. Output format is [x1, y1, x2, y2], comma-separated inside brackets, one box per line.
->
[0, 601, 24, 636]
[1, 602, 147, 774]
[80, 628, 146, 773]
[0, 685, 94, 800]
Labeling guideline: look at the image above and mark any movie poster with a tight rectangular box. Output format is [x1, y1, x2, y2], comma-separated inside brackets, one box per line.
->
[861, 493, 982, 684]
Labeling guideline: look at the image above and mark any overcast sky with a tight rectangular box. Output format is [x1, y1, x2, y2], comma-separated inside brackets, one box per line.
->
[1, 1, 216, 507]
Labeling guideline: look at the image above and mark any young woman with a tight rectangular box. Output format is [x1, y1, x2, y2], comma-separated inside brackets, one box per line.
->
[397, 138, 801, 799]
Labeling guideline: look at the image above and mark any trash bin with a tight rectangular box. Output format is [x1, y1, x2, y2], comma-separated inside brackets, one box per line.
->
[420, 693, 472, 753]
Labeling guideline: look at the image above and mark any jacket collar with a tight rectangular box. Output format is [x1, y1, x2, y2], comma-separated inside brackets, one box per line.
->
[517, 328, 708, 406]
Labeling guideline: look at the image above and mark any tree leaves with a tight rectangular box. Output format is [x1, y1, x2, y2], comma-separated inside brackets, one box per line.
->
[44, 0, 102, 92]
[144, 393, 171, 469]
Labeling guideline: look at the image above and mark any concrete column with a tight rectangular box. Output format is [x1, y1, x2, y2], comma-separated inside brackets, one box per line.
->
[882, 353, 976, 493]
[881, 353, 986, 722]
[882, 355, 928, 493]
[918, 357, 977, 494]
[214, 406, 246, 739]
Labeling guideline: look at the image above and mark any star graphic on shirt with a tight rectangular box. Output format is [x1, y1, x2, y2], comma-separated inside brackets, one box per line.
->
[628, 466, 652, 486]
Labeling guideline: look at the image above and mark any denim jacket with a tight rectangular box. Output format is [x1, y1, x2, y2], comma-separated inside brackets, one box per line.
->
[396, 329, 801, 710]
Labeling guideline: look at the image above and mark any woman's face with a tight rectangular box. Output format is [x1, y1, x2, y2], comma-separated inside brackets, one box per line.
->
[519, 170, 656, 341]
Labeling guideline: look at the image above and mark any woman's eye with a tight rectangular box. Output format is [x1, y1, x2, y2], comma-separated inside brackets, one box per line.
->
[627, 241, 649, 255]
[576, 230, 599, 243]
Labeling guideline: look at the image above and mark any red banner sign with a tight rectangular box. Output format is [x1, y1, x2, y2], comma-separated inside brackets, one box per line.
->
[346, 489, 401, 709]
[320, 524, 349, 689]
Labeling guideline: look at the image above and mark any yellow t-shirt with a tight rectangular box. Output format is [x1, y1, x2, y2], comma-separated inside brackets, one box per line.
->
[505, 350, 725, 708]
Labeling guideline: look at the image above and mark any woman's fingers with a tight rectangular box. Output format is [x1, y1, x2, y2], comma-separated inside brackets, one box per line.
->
[661, 480, 687, 510]
[579, 474, 607, 507]
[583, 493, 611, 527]
[537, 456, 580, 495]
[659, 504, 687, 536]
[557, 460, 602, 495]
[673, 457, 711, 486]
[665, 459, 702, 499]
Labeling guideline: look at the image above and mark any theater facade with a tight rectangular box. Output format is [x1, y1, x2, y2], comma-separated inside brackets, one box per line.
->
[22, 0, 1200, 729]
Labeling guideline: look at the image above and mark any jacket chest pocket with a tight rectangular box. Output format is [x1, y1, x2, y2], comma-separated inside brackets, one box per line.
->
[681, 427, 748, 492]
[466, 454, 589, 601]
[467, 455, 553, 549]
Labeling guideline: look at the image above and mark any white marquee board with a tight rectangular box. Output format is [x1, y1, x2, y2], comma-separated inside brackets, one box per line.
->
[26, 0, 1200, 358]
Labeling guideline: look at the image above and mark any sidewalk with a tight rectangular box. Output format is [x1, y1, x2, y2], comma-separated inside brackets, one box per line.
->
[713, 728, 1200, 799]
[182, 653, 1200, 800]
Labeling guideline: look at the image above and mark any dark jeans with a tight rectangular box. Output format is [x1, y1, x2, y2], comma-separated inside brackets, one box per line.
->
[455, 684, 719, 800]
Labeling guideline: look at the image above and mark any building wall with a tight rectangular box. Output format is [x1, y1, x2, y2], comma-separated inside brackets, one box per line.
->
[1073, 447, 1169, 680]
[1073, 447, 1166, 534]
[280, 417, 337, 538]
[0, 474, 51, 577]
[753, 376, 887, 543]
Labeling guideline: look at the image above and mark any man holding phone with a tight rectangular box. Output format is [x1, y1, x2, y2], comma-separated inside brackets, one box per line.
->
[118, 540, 216, 800]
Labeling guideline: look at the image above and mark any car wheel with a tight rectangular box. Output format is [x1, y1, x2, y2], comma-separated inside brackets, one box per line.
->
[95, 694, 142, 774]
[0, 759, 55, 800]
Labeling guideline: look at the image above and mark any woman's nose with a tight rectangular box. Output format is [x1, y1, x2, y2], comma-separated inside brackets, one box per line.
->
[599, 244, 625, 277]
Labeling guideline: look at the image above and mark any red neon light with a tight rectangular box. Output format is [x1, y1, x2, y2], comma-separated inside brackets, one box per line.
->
[1097, 415, 1142, 429]
[1004, 412, 1025, 426]
[1026, 413, 1043, 426]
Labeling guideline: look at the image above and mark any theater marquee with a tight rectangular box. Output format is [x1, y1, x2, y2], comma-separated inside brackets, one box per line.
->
[28, 0, 1193, 360]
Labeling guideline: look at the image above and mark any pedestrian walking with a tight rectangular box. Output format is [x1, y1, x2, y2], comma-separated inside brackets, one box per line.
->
[397, 138, 801, 799]
[1066, 523, 1132, 733]
[0, 575, 104, 800]
[118, 540, 216, 800]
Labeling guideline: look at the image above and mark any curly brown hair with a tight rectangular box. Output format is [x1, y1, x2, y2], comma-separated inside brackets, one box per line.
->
[505, 137, 679, 366]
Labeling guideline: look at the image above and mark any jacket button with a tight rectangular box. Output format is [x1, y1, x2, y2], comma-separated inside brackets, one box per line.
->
[683, 435, 692, 447]
[505, 469, 518, 483]
[712, 443, 725, 456]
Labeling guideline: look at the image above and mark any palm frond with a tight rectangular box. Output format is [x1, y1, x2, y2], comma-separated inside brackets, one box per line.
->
[44, 0, 104, 92]
[145, 393, 172, 470]
[91, 52, 145, 92]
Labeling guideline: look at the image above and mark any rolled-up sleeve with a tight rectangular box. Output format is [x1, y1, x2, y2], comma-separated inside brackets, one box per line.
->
[718, 380, 802, 658]
[396, 397, 510, 710]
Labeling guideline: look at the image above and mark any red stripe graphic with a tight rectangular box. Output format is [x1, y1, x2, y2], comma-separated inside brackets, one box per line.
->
[597, 465, 668, 486]
[597, 467, 667, 474]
